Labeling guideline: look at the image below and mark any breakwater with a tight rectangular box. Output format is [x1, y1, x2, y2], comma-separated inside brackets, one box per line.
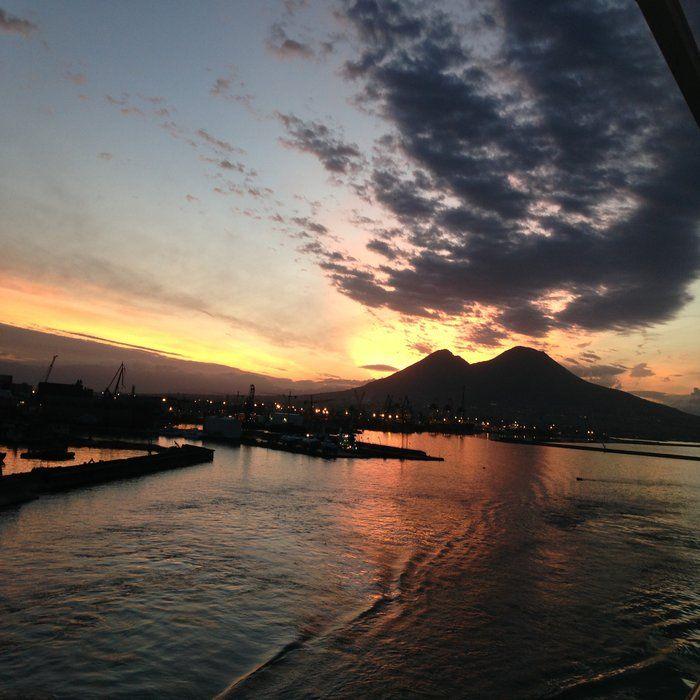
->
[354, 440, 444, 461]
[491, 437, 700, 461]
[0, 444, 214, 508]
[241, 431, 443, 461]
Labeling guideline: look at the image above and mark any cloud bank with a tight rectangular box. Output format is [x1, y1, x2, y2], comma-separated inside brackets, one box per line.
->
[315, 0, 700, 343]
[0, 7, 36, 36]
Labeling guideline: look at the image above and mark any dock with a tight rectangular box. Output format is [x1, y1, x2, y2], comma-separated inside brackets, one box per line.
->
[354, 440, 444, 461]
[491, 437, 700, 461]
[241, 431, 443, 461]
[0, 444, 214, 509]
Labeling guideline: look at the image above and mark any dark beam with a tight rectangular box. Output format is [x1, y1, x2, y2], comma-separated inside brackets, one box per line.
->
[637, 0, 700, 128]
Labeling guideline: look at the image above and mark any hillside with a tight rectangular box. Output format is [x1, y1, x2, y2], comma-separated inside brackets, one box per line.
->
[323, 347, 700, 440]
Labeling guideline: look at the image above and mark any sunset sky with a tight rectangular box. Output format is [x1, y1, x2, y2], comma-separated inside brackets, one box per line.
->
[1, 0, 699, 396]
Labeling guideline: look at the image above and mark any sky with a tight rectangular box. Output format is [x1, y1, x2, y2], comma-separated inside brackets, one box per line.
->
[1, 0, 699, 398]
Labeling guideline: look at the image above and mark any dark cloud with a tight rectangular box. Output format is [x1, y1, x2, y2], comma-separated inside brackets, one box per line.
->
[209, 68, 256, 111]
[0, 7, 36, 36]
[268, 22, 314, 59]
[218, 159, 245, 172]
[495, 303, 553, 338]
[277, 113, 363, 174]
[211, 76, 232, 97]
[0, 323, 364, 395]
[320, 38, 337, 55]
[106, 94, 128, 106]
[462, 323, 509, 348]
[366, 237, 397, 259]
[38, 327, 186, 358]
[105, 94, 145, 116]
[292, 216, 329, 236]
[196, 128, 243, 155]
[349, 211, 377, 226]
[210, 68, 237, 98]
[567, 362, 626, 388]
[321, 0, 700, 343]
[410, 342, 433, 355]
[359, 363, 398, 372]
[370, 168, 438, 220]
[629, 362, 654, 378]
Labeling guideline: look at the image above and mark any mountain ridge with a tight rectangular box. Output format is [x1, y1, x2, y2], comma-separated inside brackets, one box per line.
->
[322, 346, 700, 440]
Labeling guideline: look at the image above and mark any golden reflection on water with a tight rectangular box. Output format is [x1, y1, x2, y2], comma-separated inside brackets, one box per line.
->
[0, 444, 149, 475]
[0, 433, 698, 698]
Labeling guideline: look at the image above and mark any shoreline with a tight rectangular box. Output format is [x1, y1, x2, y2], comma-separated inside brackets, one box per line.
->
[0, 444, 214, 509]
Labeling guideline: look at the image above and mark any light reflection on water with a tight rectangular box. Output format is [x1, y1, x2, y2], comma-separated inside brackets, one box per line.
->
[0, 433, 698, 698]
[0, 445, 150, 475]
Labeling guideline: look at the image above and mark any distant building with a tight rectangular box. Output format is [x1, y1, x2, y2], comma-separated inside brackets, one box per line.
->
[269, 412, 304, 427]
[37, 380, 93, 399]
[36, 380, 95, 424]
[203, 416, 242, 440]
[10, 382, 32, 399]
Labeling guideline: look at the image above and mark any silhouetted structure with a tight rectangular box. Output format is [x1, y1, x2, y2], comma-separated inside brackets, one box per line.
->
[637, 0, 700, 126]
[319, 347, 700, 441]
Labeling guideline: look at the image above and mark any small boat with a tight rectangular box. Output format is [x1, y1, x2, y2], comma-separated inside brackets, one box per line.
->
[20, 448, 75, 461]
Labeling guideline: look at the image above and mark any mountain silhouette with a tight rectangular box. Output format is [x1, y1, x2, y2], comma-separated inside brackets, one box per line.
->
[326, 347, 700, 440]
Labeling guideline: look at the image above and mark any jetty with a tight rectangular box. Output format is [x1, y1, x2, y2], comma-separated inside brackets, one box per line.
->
[490, 437, 700, 461]
[0, 444, 214, 509]
[354, 440, 443, 461]
[241, 430, 443, 461]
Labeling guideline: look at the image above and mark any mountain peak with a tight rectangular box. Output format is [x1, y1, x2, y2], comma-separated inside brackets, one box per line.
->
[323, 343, 700, 440]
[498, 345, 546, 357]
[492, 346, 553, 365]
[419, 348, 469, 367]
[425, 348, 455, 359]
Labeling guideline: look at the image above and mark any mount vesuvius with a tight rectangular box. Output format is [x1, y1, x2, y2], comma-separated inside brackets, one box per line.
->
[322, 347, 700, 441]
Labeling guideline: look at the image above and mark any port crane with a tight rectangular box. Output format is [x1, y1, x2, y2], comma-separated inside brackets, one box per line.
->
[400, 395, 412, 424]
[104, 362, 126, 396]
[383, 394, 394, 416]
[352, 388, 366, 418]
[243, 384, 255, 419]
[43, 355, 58, 383]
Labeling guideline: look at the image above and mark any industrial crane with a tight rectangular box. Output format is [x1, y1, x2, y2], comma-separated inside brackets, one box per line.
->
[400, 395, 412, 424]
[353, 388, 366, 416]
[104, 362, 126, 396]
[43, 355, 58, 383]
[243, 383, 255, 419]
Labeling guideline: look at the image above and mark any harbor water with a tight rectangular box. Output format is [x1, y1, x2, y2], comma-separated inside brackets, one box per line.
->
[0, 445, 151, 475]
[0, 433, 698, 698]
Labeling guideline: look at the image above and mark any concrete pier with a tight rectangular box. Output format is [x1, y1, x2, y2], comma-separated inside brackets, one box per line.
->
[0, 444, 214, 509]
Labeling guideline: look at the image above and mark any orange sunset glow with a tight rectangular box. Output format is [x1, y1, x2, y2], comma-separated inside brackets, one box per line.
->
[2, 2, 700, 699]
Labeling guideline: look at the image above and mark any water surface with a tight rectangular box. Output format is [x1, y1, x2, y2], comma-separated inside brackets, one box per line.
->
[0, 444, 149, 475]
[0, 433, 698, 698]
